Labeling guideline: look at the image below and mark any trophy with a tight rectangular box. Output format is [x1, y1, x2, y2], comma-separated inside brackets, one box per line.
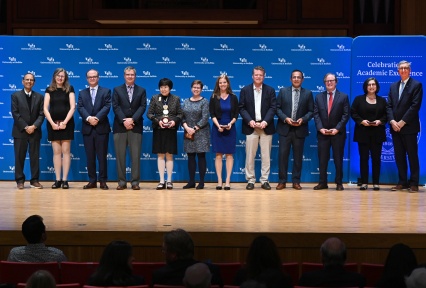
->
[161, 104, 171, 128]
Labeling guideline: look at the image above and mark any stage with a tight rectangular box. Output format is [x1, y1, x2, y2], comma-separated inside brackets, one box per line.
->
[0, 181, 425, 265]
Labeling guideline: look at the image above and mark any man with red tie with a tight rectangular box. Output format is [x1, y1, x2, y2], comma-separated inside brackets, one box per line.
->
[313, 73, 349, 191]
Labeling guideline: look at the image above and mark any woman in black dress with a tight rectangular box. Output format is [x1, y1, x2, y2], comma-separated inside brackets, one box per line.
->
[147, 78, 182, 190]
[43, 68, 75, 189]
[350, 77, 387, 190]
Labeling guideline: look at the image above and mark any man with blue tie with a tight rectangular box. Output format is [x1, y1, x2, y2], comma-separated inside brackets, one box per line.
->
[313, 73, 349, 191]
[77, 69, 111, 190]
[112, 66, 147, 190]
[276, 69, 314, 190]
[387, 60, 423, 192]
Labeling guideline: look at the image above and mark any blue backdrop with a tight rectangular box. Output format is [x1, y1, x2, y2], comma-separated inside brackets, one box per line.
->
[0, 36, 424, 185]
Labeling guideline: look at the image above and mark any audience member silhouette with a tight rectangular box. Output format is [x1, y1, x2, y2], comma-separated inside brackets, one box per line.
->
[376, 243, 418, 288]
[405, 267, 426, 288]
[233, 235, 292, 288]
[152, 228, 222, 286]
[88, 240, 145, 286]
[298, 237, 366, 287]
[7, 215, 67, 262]
[26, 270, 56, 288]
[183, 262, 212, 288]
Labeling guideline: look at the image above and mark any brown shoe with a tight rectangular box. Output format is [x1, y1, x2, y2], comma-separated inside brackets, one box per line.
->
[336, 184, 344, 191]
[276, 183, 286, 190]
[83, 182, 97, 189]
[17, 183, 24, 189]
[132, 184, 140, 190]
[116, 185, 127, 190]
[409, 185, 419, 192]
[30, 182, 43, 189]
[292, 183, 302, 190]
[100, 182, 109, 190]
[313, 183, 328, 190]
[391, 184, 408, 191]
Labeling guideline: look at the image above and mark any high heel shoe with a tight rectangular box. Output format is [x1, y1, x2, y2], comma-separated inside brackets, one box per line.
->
[183, 183, 196, 189]
[52, 180, 62, 189]
[216, 184, 223, 190]
[360, 184, 368, 190]
[224, 186, 231, 190]
[62, 181, 69, 189]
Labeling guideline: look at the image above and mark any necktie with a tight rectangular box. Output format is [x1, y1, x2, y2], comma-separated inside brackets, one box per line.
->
[127, 86, 133, 102]
[399, 81, 405, 99]
[328, 92, 333, 116]
[90, 88, 96, 105]
[292, 89, 299, 120]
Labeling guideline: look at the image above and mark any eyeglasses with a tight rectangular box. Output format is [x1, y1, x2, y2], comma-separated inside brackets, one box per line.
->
[398, 67, 410, 70]
[87, 76, 99, 79]
[367, 83, 376, 86]
[56, 75, 65, 79]
[325, 79, 336, 83]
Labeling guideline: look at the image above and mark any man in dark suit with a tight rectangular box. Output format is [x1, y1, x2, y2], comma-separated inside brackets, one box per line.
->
[239, 66, 276, 190]
[298, 237, 366, 287]
[77, 69, 111, 190]
[112, 66, 147, 190]
[387, 60, 423, 192]
[313, 73, 349, 191]
[276, 69, 314, 190]
[11, 73, 45, 189]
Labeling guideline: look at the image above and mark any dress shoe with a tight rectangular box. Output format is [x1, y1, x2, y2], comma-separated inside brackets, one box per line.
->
[246, 183, 254, 190]
[100, 182, 109, 190]
[224, 186, 231, 190]
[166, 182, 173, 190]
[156, 183, 165, 190]
[183, 183, 196, 189]
[30, 182, 43, 189]
[276, 183, 286, 190]
[17, 183, 24, 189]
[391, 184, 408, 191]
[313, 183, 328, 190]
[52, 180, 62, 189]
[292, 183, 302, 190]
[336, 184, 344, 191]
[196, 183, 204, 190]
[261, 182, 271, 190]
[132, 184, 140, 190]
[83, 182, 97, 189]
[409, 185, 419, 192]
[373, 185, 380, 191]
[359, 184, 368, 191]
[116, 184, 127, 190]
[62, 181, 69, 189]
[216, 186, 223, 190]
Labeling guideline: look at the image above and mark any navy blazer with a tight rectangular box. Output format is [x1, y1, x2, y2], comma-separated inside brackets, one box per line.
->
[112, 84, 147, 134]
[11, 89, 45, 140]
[350, 95, 387, 143]
[238, 83, 276, 135]
[276, 86, 314, 138]
[77, 86, 111, 135]
[314, 89, 349, 134]
[386, 77, 423, 134]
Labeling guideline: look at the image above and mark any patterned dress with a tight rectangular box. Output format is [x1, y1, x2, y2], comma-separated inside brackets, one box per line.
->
[182, 97, 210, 153]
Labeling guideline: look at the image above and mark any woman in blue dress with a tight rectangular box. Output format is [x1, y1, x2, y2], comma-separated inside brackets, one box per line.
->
[209, 74, 239, 190]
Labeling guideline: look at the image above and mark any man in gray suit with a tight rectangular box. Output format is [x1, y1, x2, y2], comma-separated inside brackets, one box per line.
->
[276, 69, 314, 190]
[112, 66, 147, 190]
[11, 73, 45, 189]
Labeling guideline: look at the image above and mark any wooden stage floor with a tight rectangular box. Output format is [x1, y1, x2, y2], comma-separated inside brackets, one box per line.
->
[1, 181, 426, 263]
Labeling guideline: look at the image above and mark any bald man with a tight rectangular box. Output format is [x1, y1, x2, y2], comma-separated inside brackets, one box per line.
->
[183, 263, 212, 288]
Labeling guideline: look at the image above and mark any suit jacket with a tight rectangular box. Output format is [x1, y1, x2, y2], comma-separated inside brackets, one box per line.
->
[276, 86, 314, 137]
[350, 94, 387, 143]
[77, 86, 111, 135]
[314, 89, 349, 135]
[112, 84, 147, 134]
[386, 77, 423, 134]
[147, 94, 183, 129]
[298, 265, 366, 288]
[239, 83, 276, 135]
[11, 89, 44, 139]
[209, 93, 239, 121]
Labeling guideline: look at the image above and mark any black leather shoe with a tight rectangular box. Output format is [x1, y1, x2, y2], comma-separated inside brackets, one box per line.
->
[246, 183, 254, 190]
[336, 184, 344, 191]
[261, 182, 271, 190]
[224, 186, 231, 190]
[196, 183, 204, 190]
[216, 186, 223, 190]
[62, 181, 69, 189]
[183, 183, 196, 189]
[313, 183, 328, 190]
[52, 180, 62, 189]
[100, 182, 109, 190]
[83, 182, 97, 189]
[116, 185, 127, 190]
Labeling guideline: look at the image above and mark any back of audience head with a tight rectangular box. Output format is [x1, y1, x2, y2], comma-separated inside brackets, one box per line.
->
[183, 263, 211, 288]
[240, 280, 267, 288]
[405, 267, 426, 288]
[163, 228, 194, 263]
[26, 270, 56, 288]
[320, 237, 347, 268]
[22, 215, 46, 244]
[245, 235, 282, 277]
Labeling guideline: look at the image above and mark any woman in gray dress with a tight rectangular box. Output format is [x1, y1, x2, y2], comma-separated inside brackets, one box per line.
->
[182, 80, 210, 189]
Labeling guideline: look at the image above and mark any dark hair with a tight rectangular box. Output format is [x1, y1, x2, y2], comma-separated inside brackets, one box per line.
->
[89, 240, 135, 286]
[158, 78, 173, 89]
[22, 215, 45, 244]
[291, 69, 304, 79]
[163, 228, 194, 260]
[48, 68, 71, 93]
[212, 74, 234, 100]
[320, 237, 347, 267]
[245, 235, 282, 279]
[26, 270, 56, 288]
[252, 66, 265, 75]
[377, 243, 418, 288]
[23, 73, 35, 82]
[191, 80, 203, 89]
[362, 77, 380, 94]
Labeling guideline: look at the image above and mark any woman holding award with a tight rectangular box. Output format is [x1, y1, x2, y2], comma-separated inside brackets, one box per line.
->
[181, 80, 210, 190]
[147, 78, 182, 190]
